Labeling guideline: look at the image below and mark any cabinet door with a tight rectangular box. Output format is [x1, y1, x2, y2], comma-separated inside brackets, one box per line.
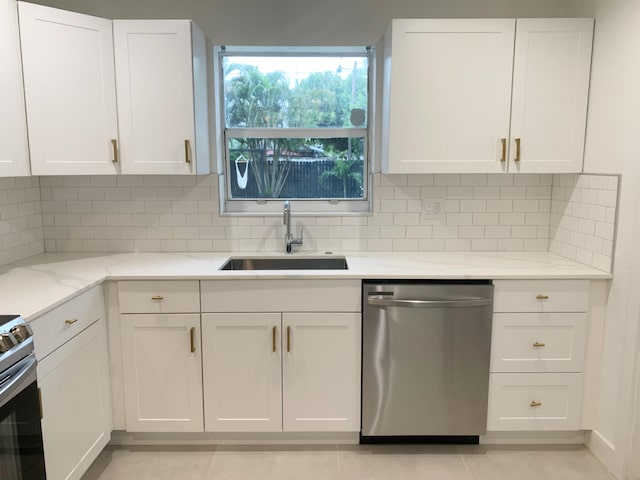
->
[18, 3, 119, 175]
[282, 313, 361, 432]
[509, 18, 593, 173]
[114, 20, 209, 175]
[382, 19, 515, 174]
[202, 313, 282, 432]
[0, 0, 30, 176]
[121, 313, 203, 432]
[38, 320, 111, 480]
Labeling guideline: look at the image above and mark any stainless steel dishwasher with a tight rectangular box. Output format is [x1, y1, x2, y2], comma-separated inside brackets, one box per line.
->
[361, 280, 493, 442]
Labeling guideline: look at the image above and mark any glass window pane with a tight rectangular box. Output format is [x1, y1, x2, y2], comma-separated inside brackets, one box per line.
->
[223, 56, 368, 129]
[228, 137, 365, 200]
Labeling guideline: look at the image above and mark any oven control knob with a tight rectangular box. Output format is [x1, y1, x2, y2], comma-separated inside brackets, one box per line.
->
[10, 324, 33, 343]
[0, 333, 18, 353]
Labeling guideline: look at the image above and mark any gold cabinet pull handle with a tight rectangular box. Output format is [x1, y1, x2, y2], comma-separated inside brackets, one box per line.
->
[190, 327, 196, 353]
[536, 294, 549, 300]
[151, 295, 164, 301]
[38, 387, 44, 420]
[65, 318, 78, 325]
[111, 139, 118, 163]
[500, 138, 506, 162]
[514, 138, 521, 162]
[533, 342, 546, 348]
[185, 139, 191, 164]
[530, 401, 542, 407]
[286, 326, 291, 353]
[272, 326, 277, 353]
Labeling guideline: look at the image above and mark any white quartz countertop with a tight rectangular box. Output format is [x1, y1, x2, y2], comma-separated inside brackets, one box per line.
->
[0, 251, 610, 321]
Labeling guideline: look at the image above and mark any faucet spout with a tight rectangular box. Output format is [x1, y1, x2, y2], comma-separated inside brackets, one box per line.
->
[283, 201, 303, 254]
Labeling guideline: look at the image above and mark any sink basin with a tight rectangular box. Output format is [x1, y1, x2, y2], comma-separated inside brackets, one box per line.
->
[219, 256, 348, 271]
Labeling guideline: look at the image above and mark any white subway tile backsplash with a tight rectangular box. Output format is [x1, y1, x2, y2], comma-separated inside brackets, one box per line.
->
[549, 174, 618, 272]
[0, 172, 603, 272]
[434, 174, 461, 186]
[0, 178, 44, 264]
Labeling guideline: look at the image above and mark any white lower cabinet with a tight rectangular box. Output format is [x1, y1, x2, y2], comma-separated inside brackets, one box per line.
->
[282, 313, 361, 432]
[202, 312, 361, 433]
[120, 313, 203, 432]
[37, 319, 111, 480]
[488, 280, 589, 432]
[202, 313, 282, 432]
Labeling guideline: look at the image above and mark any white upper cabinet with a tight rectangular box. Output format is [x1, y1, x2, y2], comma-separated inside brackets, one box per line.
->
[0, 0, 30, 177]
[382, 19, 515, 174]
[113, 20, 210, 175]
[382, 18, 594, 174]
[18, 2, 119, 175]
[509, 18, 594, 173]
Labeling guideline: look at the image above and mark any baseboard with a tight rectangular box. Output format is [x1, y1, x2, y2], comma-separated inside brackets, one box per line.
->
[109, 430, 360, 446]
[480, 431, 586, 445]
[585, 430, 623, 479]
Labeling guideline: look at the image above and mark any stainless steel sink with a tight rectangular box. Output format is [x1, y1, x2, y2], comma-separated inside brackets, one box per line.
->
[219, 256, 348, 271]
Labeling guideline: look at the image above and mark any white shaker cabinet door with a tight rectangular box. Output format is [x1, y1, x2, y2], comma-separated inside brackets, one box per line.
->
[121, 313, 204, 432]
[202, 313, 283, 432]
[509, 18, 593, 173]
[113, 20, 210, 175]
[382, 19, 515, 174]
[38, 320, 112, 480]
[282, 313, 361, 432]
[18, 2, 119, 175]
[0, 0, 30, 176]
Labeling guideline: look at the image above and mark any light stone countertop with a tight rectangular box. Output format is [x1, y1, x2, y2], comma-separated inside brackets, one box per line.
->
[0, 251, 610, 321]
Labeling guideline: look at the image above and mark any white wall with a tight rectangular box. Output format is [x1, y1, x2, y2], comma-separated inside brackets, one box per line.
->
[25, 0, 575, 44]
[568, 0, 640, 478]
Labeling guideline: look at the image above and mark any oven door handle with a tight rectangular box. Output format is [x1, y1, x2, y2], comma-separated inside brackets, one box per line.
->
[0, 353, 37, 409]
[367, 296, 491, 308]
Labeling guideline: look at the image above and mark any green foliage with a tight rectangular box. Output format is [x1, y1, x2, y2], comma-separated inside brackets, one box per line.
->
[320, 154, 364, 198]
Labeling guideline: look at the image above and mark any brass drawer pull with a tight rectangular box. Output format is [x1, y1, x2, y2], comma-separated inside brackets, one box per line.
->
[500, 138, 506, 162]
[190, 327, 196, 353]
[536, 294, 549, 300]
[65, 318, 78, 325]
[514, 138, 521, 162]
[151, 295, 164, 301]
[272, 326, 277, 353]
[185, 139, 191, 164]
[286, 326, 291, 353]
[530, 401, 542, 407]
[111, 138, 118, 163]
[533, 342, 546, 348]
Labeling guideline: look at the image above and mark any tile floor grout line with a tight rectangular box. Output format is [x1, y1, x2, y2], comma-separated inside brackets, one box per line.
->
[457, 445, 476, 480]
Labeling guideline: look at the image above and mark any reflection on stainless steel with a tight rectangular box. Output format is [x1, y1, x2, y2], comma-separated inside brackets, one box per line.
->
[361, 281, 493, 438]
[219, 256, 348, 271]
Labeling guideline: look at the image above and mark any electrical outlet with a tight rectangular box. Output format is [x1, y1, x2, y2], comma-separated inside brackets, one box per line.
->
[423, 198, 444, 219]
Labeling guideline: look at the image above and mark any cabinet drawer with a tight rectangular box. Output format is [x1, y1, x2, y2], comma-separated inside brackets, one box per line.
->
[487, 373, 583, 431]
[30, 285, 105, 360]
[118, 280, 200, 313]
[491, 313, 586, 373]
[201, 280, 361, 313]
[493, 280, 589, 312]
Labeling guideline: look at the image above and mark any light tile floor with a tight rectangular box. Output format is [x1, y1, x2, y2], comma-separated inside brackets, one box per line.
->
[81, 444, 617, 480]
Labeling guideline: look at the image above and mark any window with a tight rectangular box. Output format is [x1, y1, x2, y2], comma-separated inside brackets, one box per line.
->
[216, 46, 373, 214]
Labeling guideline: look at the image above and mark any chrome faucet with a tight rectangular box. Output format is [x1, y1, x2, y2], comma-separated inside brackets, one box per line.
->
[283, 201, 303, 253]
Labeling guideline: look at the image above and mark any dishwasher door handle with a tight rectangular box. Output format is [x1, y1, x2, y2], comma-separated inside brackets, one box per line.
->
[367, 296, 491, 308]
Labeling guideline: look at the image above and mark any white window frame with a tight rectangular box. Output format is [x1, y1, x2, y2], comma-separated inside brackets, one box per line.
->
[213, 45, 375, 216]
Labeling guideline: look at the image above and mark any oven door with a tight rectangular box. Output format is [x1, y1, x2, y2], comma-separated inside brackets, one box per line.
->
[0, 353, 47, 480]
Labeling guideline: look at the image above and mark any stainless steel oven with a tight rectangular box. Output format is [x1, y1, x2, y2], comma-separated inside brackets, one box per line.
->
[0, 315, 46, 480]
